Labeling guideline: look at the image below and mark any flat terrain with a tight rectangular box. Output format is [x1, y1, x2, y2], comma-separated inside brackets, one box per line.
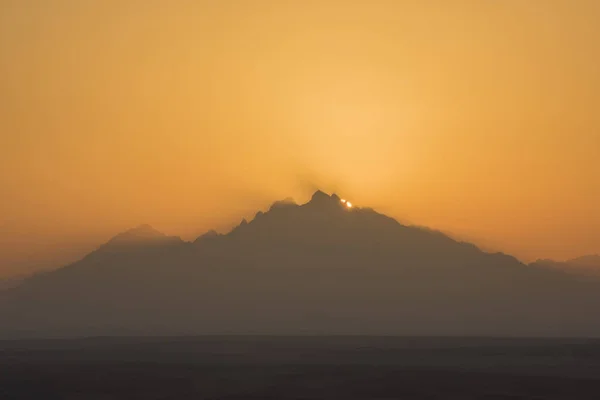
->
[2, 336, 600, 399]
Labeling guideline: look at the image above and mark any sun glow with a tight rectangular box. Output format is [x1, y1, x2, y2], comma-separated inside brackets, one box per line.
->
[340, 199, 353, 208]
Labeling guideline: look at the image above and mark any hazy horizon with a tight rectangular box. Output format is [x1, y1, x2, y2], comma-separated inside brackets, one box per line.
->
[2, 1, 600, 278]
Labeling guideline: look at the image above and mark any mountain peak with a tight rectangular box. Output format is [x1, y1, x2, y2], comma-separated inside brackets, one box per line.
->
[194, 229, 221, 245]
[307, 190, 347, 211]
[132, 224, 162, 234]
[101, 224, 182, 251]
[310, 190, 330, 202]
[113, 224, 165, 240]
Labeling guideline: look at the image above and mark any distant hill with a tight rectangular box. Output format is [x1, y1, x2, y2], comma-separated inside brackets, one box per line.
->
[531, 255, 600, 278]
[99, 224, 184, 251]
[568, 255, 600, 271]
[1, 191, 600, 338]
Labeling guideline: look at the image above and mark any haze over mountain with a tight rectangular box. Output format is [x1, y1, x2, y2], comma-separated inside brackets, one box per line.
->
[1, 191, 599, 339]
[532, 255, 600, 278]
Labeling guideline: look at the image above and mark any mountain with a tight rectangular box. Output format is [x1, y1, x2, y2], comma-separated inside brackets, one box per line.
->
[99, 224, 184, 251]
[1, 191, 600, 338]
[0, 276, 25, 291]
[532, 255, 600, 278]
[567, 255, 600, 271]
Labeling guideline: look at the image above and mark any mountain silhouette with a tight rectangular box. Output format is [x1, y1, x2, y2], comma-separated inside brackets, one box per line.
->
[1, 191, 600, 338]
[99, 224, 184, 251]
[532, 255, 600, 278]
[568, 255, 600, 270]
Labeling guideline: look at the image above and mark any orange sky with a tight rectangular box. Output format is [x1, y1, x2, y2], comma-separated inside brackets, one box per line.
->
[1, 0, 599, 277]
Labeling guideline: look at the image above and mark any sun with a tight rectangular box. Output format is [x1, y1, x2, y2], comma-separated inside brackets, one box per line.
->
[340, 199, 353, 208]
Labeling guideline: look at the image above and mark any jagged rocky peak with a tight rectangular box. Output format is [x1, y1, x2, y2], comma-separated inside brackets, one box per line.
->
[310, 190, 330, 202]
[307, 190, 346, 210]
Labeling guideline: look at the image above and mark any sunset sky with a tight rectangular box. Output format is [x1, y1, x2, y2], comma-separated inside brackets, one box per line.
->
[1, 0, 599, 277]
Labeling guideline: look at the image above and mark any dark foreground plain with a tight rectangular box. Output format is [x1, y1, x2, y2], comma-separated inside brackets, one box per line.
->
[2, 337, 600, 399]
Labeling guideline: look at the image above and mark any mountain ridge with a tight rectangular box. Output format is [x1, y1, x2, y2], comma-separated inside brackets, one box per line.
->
[532, 255, 600, 278]
[1, 191, 599, 338]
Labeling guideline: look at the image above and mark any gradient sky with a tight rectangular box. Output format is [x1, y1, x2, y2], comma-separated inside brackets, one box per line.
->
[1, 0, 599, 277]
